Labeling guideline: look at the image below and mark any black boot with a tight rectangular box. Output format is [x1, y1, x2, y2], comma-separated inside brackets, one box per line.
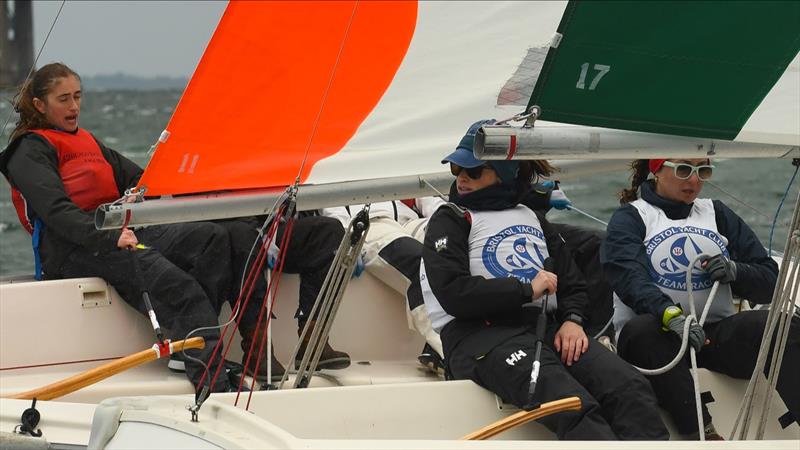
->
[297, 320, 350, 370]
[240, 325, 286, 381]
[417, 343, 445, 378]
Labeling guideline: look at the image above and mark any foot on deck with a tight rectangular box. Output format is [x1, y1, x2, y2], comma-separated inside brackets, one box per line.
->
[417, 344, 445, 378]
[295, 320, 351, 370]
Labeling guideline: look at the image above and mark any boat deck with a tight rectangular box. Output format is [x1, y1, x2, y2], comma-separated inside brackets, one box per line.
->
[1, 274, 798, 448]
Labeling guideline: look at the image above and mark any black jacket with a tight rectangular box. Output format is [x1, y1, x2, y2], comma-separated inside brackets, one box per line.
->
[423, 199, 589, 357]
[600, 180, 778, 320]
[0, 131, 143, 276]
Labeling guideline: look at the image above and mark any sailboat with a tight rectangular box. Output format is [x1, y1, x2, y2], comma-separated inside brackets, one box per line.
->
[1, 1, 799, 448]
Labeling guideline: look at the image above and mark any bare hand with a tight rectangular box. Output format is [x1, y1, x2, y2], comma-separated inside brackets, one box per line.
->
[530, 270, 557, 300]
[117, 228, 139, 249]
[554, 321, 589, 366]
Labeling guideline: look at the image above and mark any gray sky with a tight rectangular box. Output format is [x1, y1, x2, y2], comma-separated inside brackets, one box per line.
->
[32, 1, 227, 77]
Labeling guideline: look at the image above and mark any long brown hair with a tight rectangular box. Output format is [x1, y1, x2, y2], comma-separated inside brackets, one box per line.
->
[618, 159, 650, 204]
[514, 160, 557, 197]
[10, 62, 81, 141]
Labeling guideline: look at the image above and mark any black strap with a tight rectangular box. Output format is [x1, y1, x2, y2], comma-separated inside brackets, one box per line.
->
[778, 411, 797, 429]
[700, 391, 715, 405]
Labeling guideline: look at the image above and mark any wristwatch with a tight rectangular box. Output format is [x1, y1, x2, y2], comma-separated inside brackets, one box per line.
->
[662, 305, 683, 327]
[563, 313, 584, 326]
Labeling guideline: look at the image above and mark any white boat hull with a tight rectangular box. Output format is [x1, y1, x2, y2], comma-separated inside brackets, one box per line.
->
[1, 274, 797, 447]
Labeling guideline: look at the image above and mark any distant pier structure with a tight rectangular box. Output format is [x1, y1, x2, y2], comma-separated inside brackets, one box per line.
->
[0, 0, 34, 89]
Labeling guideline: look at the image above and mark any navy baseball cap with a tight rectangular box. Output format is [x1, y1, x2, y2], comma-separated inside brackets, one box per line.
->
[441, 119, 495, 167]
[442, 119, 519, 183]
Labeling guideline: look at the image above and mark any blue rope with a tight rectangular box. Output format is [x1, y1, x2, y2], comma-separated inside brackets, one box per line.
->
[768, 163, 799, 257]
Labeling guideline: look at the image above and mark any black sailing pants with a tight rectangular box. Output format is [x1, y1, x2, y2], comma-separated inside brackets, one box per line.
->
[448, 324, 669, 440]
[219, 215, 344, 330]
[57, 222, 232, 392]
[617, 311, 800, 435]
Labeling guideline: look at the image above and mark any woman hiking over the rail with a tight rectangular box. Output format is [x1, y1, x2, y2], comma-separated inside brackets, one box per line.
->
[601, 158, 799, 439]
[0, 62, 237, 393]
[420, 119, 668, 440]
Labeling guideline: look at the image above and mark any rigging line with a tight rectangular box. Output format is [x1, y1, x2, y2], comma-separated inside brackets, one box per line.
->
[768, 163, 799, 257]
[705, 180, 772, 221]
[294, 1, 359, 184]
[565, 204, 608, 227]
[208, 189, 288, 345]
[1, 0, 67, 138]
[421, 177, 448, 200]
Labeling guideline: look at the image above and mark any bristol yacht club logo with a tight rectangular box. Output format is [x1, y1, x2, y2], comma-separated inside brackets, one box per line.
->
[482, 225, 547, 283]
[646, 226, 729, 291]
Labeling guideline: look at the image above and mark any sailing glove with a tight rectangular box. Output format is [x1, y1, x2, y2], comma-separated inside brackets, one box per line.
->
[266, 239, 280, 269]
[700, 254, 737, 284]
[541, 180, 572, 210]
[667, 314, 706, 353]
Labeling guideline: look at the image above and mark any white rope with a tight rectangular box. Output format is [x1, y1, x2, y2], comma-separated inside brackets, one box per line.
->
[266, 268, 274, 384]
[629, 255, 720, 440]
[730, 191, 800, 440]
[631, 259, 718, 377]
[565, 204, 608, 227]
[689, 347, 704, 440]
[684, 255, 716, 442]
[592, 316, 613, 340]
[757, 254, 799, 436]
[632, 316, 694, 376]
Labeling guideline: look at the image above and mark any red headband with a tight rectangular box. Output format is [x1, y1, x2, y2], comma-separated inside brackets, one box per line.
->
[648, 159, 666, 174]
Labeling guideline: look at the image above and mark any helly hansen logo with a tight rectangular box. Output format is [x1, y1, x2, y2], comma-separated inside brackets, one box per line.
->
[506, 349, 527, 366]
[435, 237, 448, 252]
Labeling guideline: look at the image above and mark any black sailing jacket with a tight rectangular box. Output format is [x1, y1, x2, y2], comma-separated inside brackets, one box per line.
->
[0, 131, 142, 276]
[422, 183, 590, 357]
[600, 180, 779, 321]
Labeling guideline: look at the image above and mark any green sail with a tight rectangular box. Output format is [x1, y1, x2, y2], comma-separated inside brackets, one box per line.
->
[528, 1, 800, 140]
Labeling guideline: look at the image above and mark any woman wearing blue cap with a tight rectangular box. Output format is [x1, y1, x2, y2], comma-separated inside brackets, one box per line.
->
[419, 120, 668, 440]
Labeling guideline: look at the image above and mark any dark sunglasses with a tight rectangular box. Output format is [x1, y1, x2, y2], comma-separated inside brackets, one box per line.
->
[662, 161, 714, 181]
[450, 163, 490, 180]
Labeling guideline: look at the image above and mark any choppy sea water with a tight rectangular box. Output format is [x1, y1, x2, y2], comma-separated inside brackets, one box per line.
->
[0, 89, 797, 276]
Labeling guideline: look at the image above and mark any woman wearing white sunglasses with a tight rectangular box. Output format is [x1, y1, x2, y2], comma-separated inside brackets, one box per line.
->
[601, 158, 798, 439]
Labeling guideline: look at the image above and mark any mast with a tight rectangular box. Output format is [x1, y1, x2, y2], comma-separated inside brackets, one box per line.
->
[0, 0, 34, 89]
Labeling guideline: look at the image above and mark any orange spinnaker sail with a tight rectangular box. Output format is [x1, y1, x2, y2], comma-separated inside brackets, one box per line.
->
[137, 1, 417, 197]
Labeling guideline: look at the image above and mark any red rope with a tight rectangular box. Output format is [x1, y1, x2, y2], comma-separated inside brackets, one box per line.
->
[196, 239, 266, 391]
[243, 214, 296, 409]
[1, 357, 123, 371]
[196, 206, 286, 393]
[234, 224, 281, 401]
